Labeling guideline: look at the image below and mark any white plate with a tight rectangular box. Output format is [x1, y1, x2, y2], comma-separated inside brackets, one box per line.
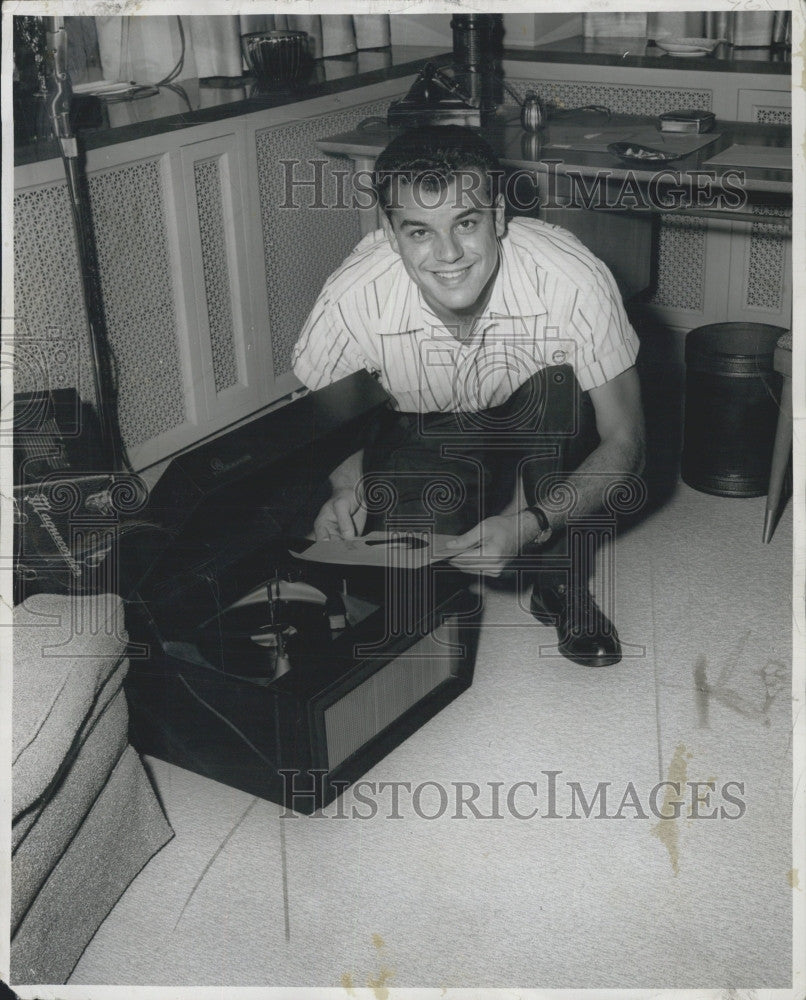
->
[655, 37, 722, 56]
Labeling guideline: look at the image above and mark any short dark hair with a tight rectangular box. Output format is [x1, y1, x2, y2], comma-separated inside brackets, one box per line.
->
[373, 125, 503, 216]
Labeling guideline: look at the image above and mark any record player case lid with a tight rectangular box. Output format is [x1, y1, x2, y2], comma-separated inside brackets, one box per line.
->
[128, 371, 390, 595]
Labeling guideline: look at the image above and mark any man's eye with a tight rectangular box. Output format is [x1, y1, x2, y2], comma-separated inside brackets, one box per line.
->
[408, 229, 428, 240]
[456, 219, 476, 231]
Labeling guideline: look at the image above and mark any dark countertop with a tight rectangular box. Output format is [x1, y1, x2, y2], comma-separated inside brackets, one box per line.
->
[14, 37, 790, 168]
[317, 112, 792, 206]
[14, 45, 453, 167]
[505, 34, 791, 75]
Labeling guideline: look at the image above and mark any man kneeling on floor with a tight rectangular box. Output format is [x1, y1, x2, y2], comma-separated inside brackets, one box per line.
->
[292, 124, 646, 667]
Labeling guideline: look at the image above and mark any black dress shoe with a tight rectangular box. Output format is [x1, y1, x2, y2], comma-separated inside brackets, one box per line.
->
[529, 578, 622, 667]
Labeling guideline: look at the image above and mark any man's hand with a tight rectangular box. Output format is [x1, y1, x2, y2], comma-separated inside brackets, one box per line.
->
[445, 513, 522, 577]
[313, 487, 367, 541]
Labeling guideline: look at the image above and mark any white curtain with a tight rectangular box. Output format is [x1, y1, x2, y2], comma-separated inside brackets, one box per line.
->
[649, 10, 791, 46]
[583, 11, 791, 46]
[96, 14, 391, 84]
[582, 13, 648, 39]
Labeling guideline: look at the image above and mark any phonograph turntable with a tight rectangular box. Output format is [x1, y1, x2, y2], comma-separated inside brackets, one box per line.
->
[122, 372, 480, 814]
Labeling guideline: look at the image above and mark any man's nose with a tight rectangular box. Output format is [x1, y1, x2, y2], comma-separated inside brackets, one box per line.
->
[433, 231, 462, 263]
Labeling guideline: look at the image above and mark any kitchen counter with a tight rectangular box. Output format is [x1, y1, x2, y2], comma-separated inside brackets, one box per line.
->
[14, 45, 453, 167]
[15, 35, 791, 168]
[505, 35, 791, 75]
[317, 112, 792, 206]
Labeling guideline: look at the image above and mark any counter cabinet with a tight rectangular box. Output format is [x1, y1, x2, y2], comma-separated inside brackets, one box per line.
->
[12, 77, 410, 472]
[497, 57, 792, 336]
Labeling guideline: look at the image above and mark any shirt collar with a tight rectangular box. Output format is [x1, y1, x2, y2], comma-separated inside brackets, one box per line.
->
[377, 226, 548, 337]
[485, 228, 548, 324]
[378, 260, 421, 336]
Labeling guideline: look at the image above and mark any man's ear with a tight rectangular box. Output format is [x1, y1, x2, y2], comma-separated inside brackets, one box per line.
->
[381, 212, 400, 254]
[493, 193, 506, 237]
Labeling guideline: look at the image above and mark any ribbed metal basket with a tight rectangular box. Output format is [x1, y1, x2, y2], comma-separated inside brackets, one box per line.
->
[241, 30, 311, 83]
[682, 322, 786, 497]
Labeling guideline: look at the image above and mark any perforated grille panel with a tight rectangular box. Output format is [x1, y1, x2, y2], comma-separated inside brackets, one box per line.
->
[754, 107, 791, 125]
[13, 184, 93, 394]
[255, 96, 399, 378]
[506, 78, 712, 116]
[87, 159, 185, 447]
[194, 158, 239, 393]
[648, 215, 708, 311]
[323, 621, 458, 771]
[745, 207, 789, 311]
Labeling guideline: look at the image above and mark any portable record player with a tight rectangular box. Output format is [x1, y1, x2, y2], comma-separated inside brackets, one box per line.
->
[123, 372, 480, 814]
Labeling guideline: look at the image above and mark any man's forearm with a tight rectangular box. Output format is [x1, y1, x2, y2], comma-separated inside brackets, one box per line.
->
[499, 434, 644, 549]
[511, 366, 646, 548]
[329, 448, 364, 493]
[550, 434, 643, 525]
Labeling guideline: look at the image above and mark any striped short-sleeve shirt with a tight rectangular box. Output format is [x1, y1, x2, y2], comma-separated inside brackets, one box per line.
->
[292, 217, 639, 413]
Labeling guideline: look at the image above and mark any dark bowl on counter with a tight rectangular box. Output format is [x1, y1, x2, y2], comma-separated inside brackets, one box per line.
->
[241, 30, 313, 84]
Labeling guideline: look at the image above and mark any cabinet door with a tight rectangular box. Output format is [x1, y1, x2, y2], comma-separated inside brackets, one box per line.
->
[243, 90, 406, 401]
[642, 214, 730, 332]
[179, 132, 266, 426]
[14, 122, 271, 472]
[725, 212, 792, 326]
[737, 88, 791, 125]
[87, 145, 198, 471]
[14, 144, 199, 472]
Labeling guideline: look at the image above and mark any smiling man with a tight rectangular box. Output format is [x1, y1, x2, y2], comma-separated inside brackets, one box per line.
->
[292, 125, 645, 667]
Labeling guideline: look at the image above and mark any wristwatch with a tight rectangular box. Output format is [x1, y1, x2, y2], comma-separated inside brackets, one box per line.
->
[521, 505, 553, 546]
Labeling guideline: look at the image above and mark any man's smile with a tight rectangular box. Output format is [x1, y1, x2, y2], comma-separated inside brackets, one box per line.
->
[430, 264, 473, 285]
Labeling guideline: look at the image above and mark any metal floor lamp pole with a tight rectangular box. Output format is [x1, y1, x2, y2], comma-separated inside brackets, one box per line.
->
[44, 17, 129, 473]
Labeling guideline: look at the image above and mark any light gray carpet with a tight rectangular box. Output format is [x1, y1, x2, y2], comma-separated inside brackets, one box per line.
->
[69, 481, 793, 989]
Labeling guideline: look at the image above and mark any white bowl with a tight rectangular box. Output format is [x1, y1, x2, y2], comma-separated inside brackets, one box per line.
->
[655, 36, 723, 57]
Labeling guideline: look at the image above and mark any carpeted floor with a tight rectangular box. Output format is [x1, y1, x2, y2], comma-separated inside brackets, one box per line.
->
[69, 471, 794, 989]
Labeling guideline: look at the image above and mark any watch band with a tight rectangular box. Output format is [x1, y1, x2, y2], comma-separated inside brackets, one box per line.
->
[522, 505, 552, 545]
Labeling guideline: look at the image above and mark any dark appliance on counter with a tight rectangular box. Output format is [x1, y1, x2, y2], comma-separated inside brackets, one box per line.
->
[387, 14, 505, 127]
[122, 372, 480, 814]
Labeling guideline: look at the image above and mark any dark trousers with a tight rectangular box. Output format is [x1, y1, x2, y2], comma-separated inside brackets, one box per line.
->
[363, 366, 600, 579]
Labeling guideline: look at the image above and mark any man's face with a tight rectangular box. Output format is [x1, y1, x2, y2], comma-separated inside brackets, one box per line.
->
[381, 170, 505, 324]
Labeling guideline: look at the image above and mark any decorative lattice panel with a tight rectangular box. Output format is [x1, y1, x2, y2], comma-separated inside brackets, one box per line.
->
[87, 158, 185, 447]
[754, 106, 791, 126]
[648, 215, 708, 311]
[506, 78, 712, 117]
[745, 206, 790, 312]
[194, 157, 239, 394]
[256, 96, 399, 378]
[13, 184, 94, 394]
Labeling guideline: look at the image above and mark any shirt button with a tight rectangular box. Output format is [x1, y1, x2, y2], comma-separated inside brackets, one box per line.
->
[552, 350, 566, 364]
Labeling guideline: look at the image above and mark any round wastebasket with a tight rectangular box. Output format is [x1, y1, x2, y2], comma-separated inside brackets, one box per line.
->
[681, 322, 785, 497]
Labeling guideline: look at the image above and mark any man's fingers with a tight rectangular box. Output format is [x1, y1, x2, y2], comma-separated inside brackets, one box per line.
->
[332, 497, 356, 539]
[314, 503, 341, 541]
[448, 550, 505, 577]
[447, 527, 507, 577]
[352, 504, 368, 537]
[313, 520, 334, 541]
[446, 525, 482, 550]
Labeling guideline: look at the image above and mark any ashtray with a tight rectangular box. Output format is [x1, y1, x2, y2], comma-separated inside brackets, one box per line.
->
[607, 142, 683, 165]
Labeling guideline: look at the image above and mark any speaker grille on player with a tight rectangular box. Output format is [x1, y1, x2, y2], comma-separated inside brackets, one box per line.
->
[324, 620, 460, 770]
